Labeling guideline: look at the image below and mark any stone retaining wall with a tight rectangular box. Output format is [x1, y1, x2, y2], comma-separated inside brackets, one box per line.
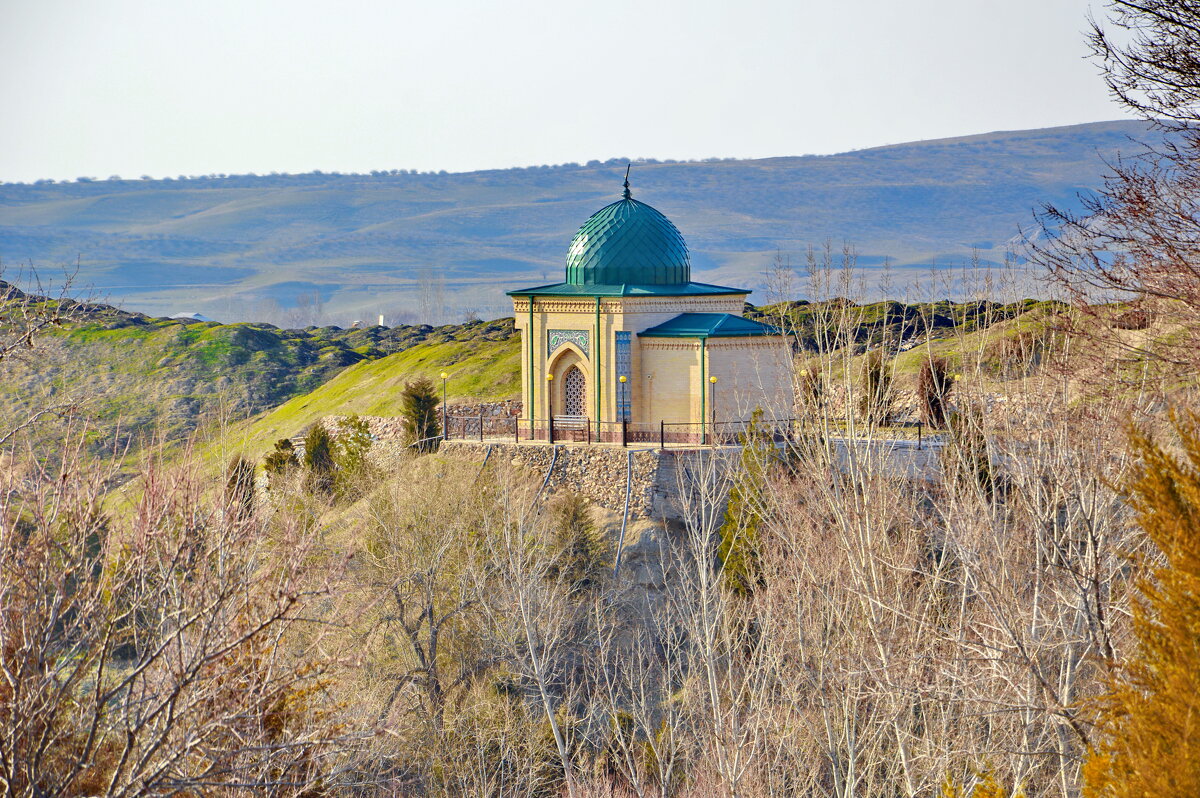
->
[437, 441, 732, 520]
[347, 401, 522, 441]
[309, 412, 738, 522]
[445, 399, 522, 419]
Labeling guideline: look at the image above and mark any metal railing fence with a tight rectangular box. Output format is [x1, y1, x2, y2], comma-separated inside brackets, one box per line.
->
[440, 414, 930, 448]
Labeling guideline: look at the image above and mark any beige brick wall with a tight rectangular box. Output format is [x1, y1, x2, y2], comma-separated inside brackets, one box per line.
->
[637, 337, 793, 424]
[638, 341, 702, 423]
[514, 298, 602, 421]
[706, 338, 794, 421]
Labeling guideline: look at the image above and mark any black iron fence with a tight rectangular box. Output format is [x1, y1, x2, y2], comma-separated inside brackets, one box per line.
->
[441, 415, 929, 448]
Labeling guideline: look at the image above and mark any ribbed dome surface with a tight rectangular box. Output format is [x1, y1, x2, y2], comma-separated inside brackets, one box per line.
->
[564, 198, 691, 286]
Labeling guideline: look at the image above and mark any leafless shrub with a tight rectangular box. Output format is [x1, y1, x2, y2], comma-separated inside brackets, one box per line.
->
[1031, 2, 1200, 381]
[0, 267, 87, 446]
[0, 431, 353, 796]
[617, 252, 1150, 798]
[917, 356, 954, 428]
[1110, 304, 1152, 330]
[986, 327, 1050, 379]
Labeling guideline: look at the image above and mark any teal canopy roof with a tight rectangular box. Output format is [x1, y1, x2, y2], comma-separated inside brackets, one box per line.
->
[562, 197, 690, 286]
[508, 181, 754, 299]
[638, 313, 781, 339]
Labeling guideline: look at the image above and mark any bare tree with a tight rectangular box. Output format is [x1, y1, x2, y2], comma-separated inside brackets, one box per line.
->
[0, 434, 353, 796]
[1033, 2, 1200, 375]
[353, 457, 504, 739]
[417, 268, 446, 326]
[586, 598, 689, 798]
[0, 267, 84, 445]
[646, 255, 1150, 798]
[481, 472, 584, 798]
[285, 291, 325, 328]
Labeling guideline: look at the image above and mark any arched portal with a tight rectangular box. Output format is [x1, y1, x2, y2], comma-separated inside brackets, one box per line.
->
[548, 346, 590, 419]
[563, 365, 586, 417]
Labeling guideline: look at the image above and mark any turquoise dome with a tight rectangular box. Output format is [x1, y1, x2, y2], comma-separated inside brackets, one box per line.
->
[564, 197, 691, 286]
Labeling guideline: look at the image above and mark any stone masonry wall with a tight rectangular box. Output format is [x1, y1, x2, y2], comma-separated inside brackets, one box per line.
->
[438, 440, 679, 519]
[352, 401, 522, 441]
[315, 412, 735, 522]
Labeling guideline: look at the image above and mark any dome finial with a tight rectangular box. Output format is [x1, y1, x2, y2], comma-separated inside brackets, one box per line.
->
[623, 163, 632, 200]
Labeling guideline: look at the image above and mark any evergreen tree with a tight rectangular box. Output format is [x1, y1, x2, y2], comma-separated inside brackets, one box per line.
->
[335, 414, 373, 474]
[1083, 412, 1200, 798]
[400, 377, 441, 450]
[333, 414, 374, 501]
[941, 406, 994, 501]
[717, 409, 772, 596]
[303, 424, 336, 496]
[262, 438, 299, 487]
[549, 492, 609, 593]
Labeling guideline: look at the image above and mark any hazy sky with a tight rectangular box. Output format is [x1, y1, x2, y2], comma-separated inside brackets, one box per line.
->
[1, 0, 1127, 183]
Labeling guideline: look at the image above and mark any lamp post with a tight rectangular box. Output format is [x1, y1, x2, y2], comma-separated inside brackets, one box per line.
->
[647, 374, 657, 446]
[546, 372, 554, 443]
[439, 371, 449, 439]
[709, 375, 718, 445]
[618, 375, 627, 446]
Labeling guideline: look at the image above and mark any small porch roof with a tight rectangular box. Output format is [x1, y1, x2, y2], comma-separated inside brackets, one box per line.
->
[637, 313, 782, 339]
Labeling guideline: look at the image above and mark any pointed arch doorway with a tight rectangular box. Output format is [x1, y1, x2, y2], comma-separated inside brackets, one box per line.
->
[548, 346, 590, 426]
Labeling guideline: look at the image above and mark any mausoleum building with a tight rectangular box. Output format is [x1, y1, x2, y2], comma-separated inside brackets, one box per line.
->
[508, 178, 792, 441]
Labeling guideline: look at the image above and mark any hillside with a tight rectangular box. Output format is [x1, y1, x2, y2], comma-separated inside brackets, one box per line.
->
[0, 278, 1077, 465]
[220, 336, 522, 460]
[0, 120, 1157, 324]
[0, 282, 515, 453]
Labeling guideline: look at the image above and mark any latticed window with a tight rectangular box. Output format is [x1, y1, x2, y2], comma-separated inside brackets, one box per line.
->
[564, 366, 586, 416]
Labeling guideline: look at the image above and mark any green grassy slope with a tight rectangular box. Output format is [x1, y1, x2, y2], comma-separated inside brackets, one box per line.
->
[0, 282, 516, 454]
[1, 317, 360, 451]
[220, 336, 520, 458]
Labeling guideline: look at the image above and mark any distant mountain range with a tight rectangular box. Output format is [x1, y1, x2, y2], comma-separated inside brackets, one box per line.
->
[0, 120, 1154, 325]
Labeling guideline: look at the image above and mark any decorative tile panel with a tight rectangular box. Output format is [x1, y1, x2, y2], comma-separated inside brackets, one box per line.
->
[615, 331, 632, 421]
[548, 328, 589, 356]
